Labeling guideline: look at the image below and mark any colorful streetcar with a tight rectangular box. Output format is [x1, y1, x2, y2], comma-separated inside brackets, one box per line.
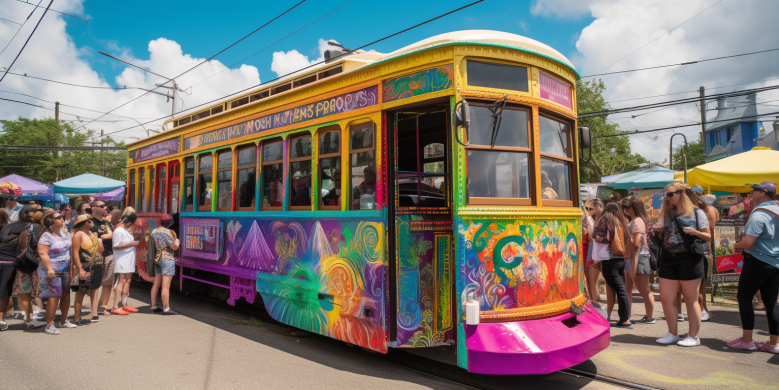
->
[125, 30, 609, 375]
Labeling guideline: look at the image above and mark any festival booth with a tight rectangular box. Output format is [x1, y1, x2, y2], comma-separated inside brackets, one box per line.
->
[0, 174, 68, 206]
[53, 173, 125, 195]
[674, 148, 779, 284]
[607, 167, 677, 224]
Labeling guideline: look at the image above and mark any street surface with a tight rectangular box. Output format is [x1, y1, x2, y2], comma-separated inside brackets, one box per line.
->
[0, 284, 775, 390]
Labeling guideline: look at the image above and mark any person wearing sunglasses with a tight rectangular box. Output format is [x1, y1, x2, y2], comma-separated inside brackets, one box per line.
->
[36, 211, 75, 334]
[727, 182, 779, 353]
[89, 201, 117, 315]
[654, 182, 711, 347]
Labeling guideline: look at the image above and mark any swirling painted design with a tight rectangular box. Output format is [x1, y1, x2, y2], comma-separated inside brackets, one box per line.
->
[382, 65, 454, 103]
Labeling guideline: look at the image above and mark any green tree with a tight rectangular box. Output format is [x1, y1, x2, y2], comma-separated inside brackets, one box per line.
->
[0, 118, 127, 184]
[671, 135, 704, 171]
[577, 79, 648, 183]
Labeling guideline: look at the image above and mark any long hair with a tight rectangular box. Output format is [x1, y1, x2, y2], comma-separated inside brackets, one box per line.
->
[601, 202, 629, 244]
[661, 182, 695, 220]
[689, 189, 709, 210]
[585, 198, 605, 221]
[626, 197, 650, 225]
[41, 210, 59, 234]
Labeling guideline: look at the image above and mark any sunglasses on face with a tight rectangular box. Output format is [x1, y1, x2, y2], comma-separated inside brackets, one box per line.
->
[585, 207, 594, 211]
[53, 215, 63, 220]
[94, 204, 106, 208]
[666, 191, 679, 198]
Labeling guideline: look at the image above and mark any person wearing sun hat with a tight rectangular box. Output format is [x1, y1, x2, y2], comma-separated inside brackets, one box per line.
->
[71, 214, 104, 325]
[150, 214, 180, 315]
[728, 182, 779, 353]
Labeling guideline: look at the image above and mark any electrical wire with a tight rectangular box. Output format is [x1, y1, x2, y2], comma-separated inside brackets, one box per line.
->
[0, 17, 22, 25]
[582, 47, 779, 78]
[104, 0, 484, 138]
[0, 70, 149, 90]
[14, 0, 87, 23]
[76, 0, 307, 132]
[593, 0, 722, 74]
[593, 110, 779, 139]
[185, 0, 353, 90]
[0, 0, 41, 58]
[0, 0, 52, 85]
[606, 77, 779, 104]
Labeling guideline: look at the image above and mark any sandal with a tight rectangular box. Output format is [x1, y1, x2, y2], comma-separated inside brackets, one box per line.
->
[614, 321, 633, 329]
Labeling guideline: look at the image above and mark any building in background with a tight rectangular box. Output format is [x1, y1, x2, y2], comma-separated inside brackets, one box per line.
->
[703, 93, 772, 162]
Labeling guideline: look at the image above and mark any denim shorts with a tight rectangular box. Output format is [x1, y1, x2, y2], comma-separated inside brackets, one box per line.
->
[154, 258, 176, 276]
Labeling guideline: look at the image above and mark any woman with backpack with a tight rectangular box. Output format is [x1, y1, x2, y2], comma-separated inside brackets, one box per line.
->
[623, 197, 656, 325]
[592, 202, 633, 328]
[654, 182, 711, 347]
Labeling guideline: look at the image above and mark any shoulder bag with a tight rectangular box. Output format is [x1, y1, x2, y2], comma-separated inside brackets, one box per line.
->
[673, 211, 710, 256]
[13, 225, 40, 274]
[611, 223, 626, 256]
[591, 232, 611, 262]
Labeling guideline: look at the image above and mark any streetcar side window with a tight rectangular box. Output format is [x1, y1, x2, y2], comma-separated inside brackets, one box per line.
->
[236, 145, 256, 211]
[465, 103, 532, 205]
[198, 154, 214, 211]
[183, 157, 195, 212]
[318, 126, 341, 210]
[149, 167, 155, 212]
[128, 170, 136, 210]
[289, 133, 312, 210]
[216, 149, 233, 211]
[539, 114, 574, 204]
[157, 165, 167, 213]
[261, 139, 283, 210]
[138, 167, 146, 212]
[349, 122, 376, 210]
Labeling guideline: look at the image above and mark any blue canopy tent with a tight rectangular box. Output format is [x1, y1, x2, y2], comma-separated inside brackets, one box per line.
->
[53, 174, 125, 195]
[606, 167, 677, 189]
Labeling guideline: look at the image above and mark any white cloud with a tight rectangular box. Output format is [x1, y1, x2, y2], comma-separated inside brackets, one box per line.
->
[270, 38, 338, 78]
[0, 0, 261, 141]
[543, 0, 779, 162]
[530, 0, 596, 19]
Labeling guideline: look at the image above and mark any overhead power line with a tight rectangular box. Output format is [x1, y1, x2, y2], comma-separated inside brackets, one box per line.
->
[0, 71, 150, 90]
[593, 110, 779, 139]
[0, 145, 125, 151]
[578, 84, 779, 118]
[105, 0, 484, 138]
[77, 1, 307, 132]
[0, 17, 23, 25]
[0, 0, 52, 86]
[14, 0, 87, 23]
[594, 0, 722, 74]
[0, 0, 41, 58]
[582, 47, 779, 78]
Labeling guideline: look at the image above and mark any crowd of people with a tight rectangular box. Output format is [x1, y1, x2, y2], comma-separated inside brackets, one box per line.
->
[583, 181, 779, 353]
[0, 198, 181, 335]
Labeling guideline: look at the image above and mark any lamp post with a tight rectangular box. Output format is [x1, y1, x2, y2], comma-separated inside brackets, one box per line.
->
[670, 133, 689, 183]
[98, 51, 184, 117]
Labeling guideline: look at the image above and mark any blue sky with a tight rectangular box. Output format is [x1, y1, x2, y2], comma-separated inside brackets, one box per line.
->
[67, 0, 593, 86]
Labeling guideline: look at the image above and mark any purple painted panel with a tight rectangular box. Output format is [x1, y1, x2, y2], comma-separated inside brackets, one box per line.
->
[136, 138, 180, 162]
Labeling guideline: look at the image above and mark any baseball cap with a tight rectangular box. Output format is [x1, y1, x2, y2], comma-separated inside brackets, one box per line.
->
[751, 182, 776, 195]
[691, 185, 703, 193]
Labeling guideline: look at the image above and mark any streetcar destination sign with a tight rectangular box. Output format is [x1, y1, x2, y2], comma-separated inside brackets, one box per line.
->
[184, 85, 379, 150]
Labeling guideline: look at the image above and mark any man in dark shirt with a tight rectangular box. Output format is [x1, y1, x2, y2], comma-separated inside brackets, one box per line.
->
[89, 201, 115, 315]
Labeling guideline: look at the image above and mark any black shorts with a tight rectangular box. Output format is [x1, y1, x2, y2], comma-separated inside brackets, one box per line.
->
[79, 263, 103, 291]
[658, 255, 705, 281]
[0, 262, 16, 299]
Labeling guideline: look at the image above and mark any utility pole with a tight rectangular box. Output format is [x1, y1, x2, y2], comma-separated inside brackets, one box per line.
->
[100, 129, 105, 176]
[699, 86, 706, 148]
[55, 101, 59, 121]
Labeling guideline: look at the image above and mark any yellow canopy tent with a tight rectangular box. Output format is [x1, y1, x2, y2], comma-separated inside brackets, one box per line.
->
[673, 148, 779, 193]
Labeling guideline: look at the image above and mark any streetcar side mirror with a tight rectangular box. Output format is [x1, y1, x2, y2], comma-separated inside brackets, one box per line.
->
[579, 126, 591, 149]
[455, 99, 470, 146]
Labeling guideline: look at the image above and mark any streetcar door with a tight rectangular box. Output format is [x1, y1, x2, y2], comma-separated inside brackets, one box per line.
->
[387, 101, 455, 347]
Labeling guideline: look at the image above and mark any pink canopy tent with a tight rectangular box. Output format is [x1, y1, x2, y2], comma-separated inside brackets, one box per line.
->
[91, 187, 125, 202]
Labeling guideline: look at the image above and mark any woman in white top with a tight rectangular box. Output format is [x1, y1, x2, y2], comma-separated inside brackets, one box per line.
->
[111, 212, 139, 315]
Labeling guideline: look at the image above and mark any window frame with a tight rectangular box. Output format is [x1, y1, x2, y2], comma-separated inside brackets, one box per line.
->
[235, 144, 257, 211]
[215, 149, 233, 212]
[349, 122, 376, 211]
[261, 138, 284, 211]
[128, 169, 136, 210]
[169, 161, 181, 215]
[156, 163, 167, 213]
[198, 153, 214, 212]
[288, 133, 313, 211]
[464, 58, 531, 95]
[538, 110, 576, 207]
[183, 157, 195, 212]
[138, 167, 146, 212]
[465, 101, 534, 206]
[317, 126, 341, 210]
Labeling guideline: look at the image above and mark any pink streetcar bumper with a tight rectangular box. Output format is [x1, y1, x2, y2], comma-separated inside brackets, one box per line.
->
[465, 302, 610, 375]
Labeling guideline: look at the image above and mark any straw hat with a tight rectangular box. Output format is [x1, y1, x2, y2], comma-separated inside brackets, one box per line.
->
[74, 214, 93, 228]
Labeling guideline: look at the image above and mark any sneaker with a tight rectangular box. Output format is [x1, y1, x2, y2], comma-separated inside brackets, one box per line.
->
[110, 308, 129, 315]
[757, 342, 779, 354]
[162, 309, 178, 315]
[701, 311, 711, 322]
[677, 335, 701, 347]
[75, 319, 91, 326]
[727, 337, 758, 351]
[677, 314, 685, 322]
[97, 307, 107, 315]
[34, 310, 45, 320]
[151, 307, 164, 314]
[44, 325, 60, 335]
[656, 333, 681, 345]
[27, 319, 46, 329]
[56, 320, 77, 328]
[634, 316, 656, 325]
[90, 316, 100, 322]
[0, 320, 7, 331]
[122, 305, 139, 313]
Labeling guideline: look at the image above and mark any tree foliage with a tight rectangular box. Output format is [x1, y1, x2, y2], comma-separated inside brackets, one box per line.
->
[577, 79, 648, 183]
[0, 118, 127, 184]
[671, 135, 704, 171]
